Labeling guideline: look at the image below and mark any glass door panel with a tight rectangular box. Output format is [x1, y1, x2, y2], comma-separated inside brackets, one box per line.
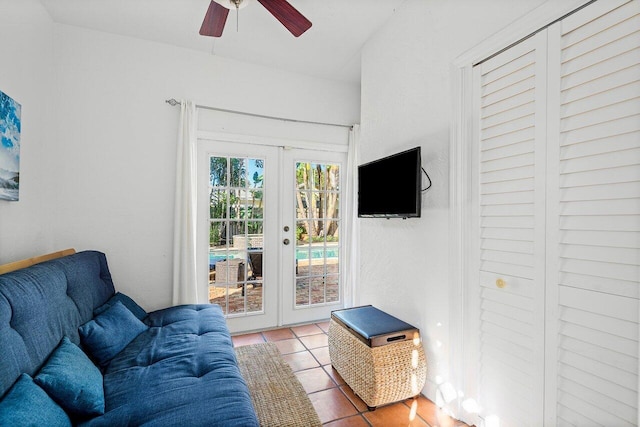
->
[208, 156, 265, 315]
[199, 142, 278, 333]
[283, 149, 345, 325]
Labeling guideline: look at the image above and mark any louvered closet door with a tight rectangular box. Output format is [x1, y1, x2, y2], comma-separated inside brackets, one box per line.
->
[546, 1, 640, 425]
[472, 32, 548, 427]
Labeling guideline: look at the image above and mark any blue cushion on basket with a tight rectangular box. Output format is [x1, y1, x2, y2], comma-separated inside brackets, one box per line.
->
[0, 374, 72, 427]
[331, 305, 416, 340]
[79, 301, 148, 366]
[34, 337, 104, 418]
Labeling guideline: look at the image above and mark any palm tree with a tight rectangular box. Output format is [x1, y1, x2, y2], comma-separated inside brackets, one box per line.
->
[295, 162, 340, 242]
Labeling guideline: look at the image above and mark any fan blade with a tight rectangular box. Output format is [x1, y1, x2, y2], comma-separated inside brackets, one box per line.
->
[200, 1, 229, 37]
[256, 0, 312, 37]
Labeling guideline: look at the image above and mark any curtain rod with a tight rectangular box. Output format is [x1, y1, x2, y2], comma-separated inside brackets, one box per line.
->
[165, 99, 353, 129]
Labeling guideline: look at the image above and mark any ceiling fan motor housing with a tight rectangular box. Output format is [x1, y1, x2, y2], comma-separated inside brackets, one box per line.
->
[214, 0, 251, 10]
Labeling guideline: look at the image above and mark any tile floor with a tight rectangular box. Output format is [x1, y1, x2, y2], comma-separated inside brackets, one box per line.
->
[232, 321, 473, 427]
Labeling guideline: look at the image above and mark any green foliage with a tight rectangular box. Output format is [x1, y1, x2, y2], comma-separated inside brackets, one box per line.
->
[209, 157, 265, 247]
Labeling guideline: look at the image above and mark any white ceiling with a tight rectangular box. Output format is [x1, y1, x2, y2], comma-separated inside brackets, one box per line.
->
[37, 0, 407, 84]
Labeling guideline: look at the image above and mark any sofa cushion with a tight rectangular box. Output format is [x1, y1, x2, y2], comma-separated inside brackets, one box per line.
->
[81, 304, 259, 427]
[0, 251, 115, 398]
[34, 337, 104, 418]
[0, 373, 72, 427]
[79, 301, 148, 367]
[94, 292, 146, 321]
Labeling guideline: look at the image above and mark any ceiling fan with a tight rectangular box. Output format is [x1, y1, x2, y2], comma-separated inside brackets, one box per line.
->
[200, 0, 312, 38]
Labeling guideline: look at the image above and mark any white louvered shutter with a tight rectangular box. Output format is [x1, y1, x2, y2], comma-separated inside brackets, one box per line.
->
[472, 32, 547, 427]
[471, 1, 640, 425]
[546, 1, 640, 425]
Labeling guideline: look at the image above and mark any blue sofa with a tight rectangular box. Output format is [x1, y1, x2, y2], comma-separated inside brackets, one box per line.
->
[0, 250, 259, 426]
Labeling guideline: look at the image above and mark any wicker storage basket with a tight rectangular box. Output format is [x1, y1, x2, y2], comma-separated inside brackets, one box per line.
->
[328, 318, 427, 409]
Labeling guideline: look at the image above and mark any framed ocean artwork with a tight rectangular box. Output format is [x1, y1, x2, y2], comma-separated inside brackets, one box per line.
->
[0, 90, 21, 201]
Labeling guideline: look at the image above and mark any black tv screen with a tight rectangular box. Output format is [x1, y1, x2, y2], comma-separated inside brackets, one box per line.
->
[358, 147, 422, 218]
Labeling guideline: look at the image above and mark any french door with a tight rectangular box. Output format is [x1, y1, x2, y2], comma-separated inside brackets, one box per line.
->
[198, 142, 279, 333]
[281, 148, 345, 325]
[198, 139, 346, 333]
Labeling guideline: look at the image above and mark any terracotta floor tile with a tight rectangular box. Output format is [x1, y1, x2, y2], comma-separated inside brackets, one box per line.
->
[323, 414, 370, 427]
[340, 385, 369, 412]
[262, 328, 295, 342]
[300, 333, 328, 349]
[232, 327, 472, 427]
[310, 346, 331, 365]
[308, 388, 358, 424]
[282, 351, 320, 372]
[363, 401, 428, 427]
[231, 332, 265, 347]
[412, 395, 459, 427]
[294, 366, 336, 393]
[316, 321, 331, 332]
[292, 323, 324, 337]
[273, 338, 306, 354]
[323, 364, 346, 386]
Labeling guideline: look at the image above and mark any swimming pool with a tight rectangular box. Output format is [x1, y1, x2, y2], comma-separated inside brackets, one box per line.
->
[296, 246, 339, 260]
[209, 245, 338, 267]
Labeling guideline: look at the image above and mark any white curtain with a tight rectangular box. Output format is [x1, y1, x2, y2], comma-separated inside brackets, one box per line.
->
[343, 124, 360, 307]
[172, 100, 199, 305]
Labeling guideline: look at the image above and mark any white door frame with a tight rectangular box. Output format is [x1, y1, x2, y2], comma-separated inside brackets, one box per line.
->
[197, 139, 280, 333]
[197, 130, 348, 332]
[280, 148, 347, 326]
[449, 1, 593, 424]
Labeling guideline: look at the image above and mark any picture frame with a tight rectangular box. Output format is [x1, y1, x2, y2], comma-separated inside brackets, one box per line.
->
[0, 90, 21, 201]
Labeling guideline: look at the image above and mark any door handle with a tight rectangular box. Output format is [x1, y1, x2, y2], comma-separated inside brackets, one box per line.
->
[283, 239, 290, 245]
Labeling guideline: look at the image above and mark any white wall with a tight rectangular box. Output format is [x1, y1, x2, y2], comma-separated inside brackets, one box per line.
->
[359, 0, 547, 413]
[0, 0, 55, 260]
[0, 6, 359, 310]
[48, 25, 359, 310]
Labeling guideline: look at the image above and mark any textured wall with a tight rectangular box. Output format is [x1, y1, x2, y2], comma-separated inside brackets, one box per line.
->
[359, 0, 547, 409]
[0, 7, 360, 312]
[0, 0, 55, 261]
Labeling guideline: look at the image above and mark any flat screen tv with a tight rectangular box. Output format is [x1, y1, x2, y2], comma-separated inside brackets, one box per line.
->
[358, 147, 422, 219]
